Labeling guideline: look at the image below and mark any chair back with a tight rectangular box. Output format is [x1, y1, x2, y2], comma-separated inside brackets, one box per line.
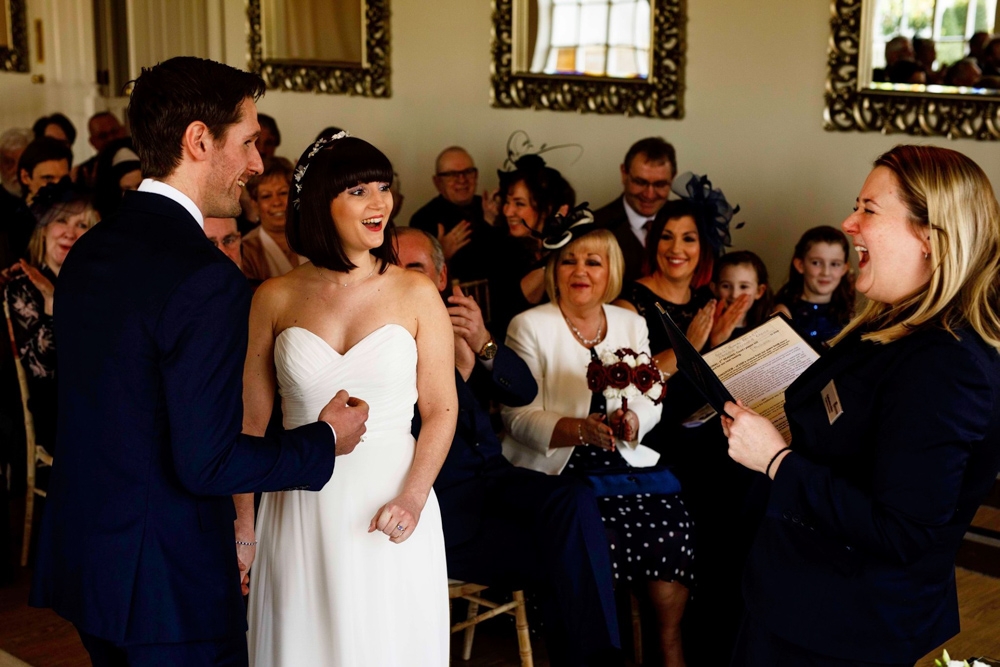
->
[454, 278, 491, 324]
[2, 291, 36, 452]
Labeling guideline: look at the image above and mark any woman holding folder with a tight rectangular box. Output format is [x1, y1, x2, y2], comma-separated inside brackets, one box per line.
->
[723, 145, 1000, 666]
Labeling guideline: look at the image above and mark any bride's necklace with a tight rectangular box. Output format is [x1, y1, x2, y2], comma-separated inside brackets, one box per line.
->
[561, 307, 605, 347]
[315, 259, 377, 288]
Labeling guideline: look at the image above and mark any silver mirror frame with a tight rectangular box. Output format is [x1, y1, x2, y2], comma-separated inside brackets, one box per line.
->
[825, 0, 1000, 141]
[1, 0, 28, 73]
[247, 0, 390, 98]
[490, 0, 685, 118]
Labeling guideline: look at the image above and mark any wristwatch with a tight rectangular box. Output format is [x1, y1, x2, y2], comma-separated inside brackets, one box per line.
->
[477, 336, 498, 360]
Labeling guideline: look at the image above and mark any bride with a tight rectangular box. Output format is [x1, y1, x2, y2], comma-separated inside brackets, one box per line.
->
[240, 133, 456, 666]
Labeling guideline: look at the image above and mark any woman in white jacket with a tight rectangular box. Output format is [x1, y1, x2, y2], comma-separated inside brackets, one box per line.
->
[502, 224, 694, 667]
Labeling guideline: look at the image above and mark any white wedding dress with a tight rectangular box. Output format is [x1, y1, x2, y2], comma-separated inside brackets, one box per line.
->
[247, 324, 450, 666]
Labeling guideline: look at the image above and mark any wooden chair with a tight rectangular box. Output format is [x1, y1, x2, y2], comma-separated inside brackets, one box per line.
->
[448, 579, 533, 666]
[3, 293, 53, 567]
[453, 279, 491, 324]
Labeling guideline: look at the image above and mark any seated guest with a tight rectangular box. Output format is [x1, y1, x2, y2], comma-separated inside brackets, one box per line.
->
[982, 36, 1000, 76]
[0, 128, 32, 266]
[594, 137, 677, 283]
[255, 113, 280, 160]
[74, 112, 126, 189]
[204, 217, 242, 270]
[241, 157, 301, 282]
[885, 59, 926, 84]
[32, 113, 77, 150]
[501, 222, 693, 666]
[396, 226, 622, 667]
[8, 138, 74, 262]
[724, 146, 1000, 666]
[968, 31, 991, 70]
[944, 57, 982, 87]
[490, 153, 575, 337]
[409, 146, 499, 283]
[5, 179, 96, 453]
[774, 225, 854, 352]
[913, 37, 944, 84]
[93, 138, 141, 221]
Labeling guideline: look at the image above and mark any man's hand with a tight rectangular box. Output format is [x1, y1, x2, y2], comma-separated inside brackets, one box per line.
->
[447, 285, 490, 354]
[454, 334, 476, 381]
[318, 389, 369, 456]
[437, 221, 472, 260]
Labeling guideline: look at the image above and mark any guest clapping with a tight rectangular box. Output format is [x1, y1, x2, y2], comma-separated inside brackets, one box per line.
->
[502, 220, 693, 666]
[4, 178, 96, 452]
[724, 145, 1000, 666]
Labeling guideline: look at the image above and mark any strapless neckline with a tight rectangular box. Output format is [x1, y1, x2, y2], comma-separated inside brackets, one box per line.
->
[276, 322, 413, 357]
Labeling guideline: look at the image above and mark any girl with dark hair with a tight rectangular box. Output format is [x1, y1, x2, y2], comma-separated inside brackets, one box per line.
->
[774, 225, 854, 352]
[5, 178, 96, 452]
[490, 153, 576, 337]
[243, 134, 456, 666]
[93, 137, 141, 221]
[711, 250, 773, 342]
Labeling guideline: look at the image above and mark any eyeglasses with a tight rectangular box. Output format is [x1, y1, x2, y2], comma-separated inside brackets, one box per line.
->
[211, 234, 241, 249]
[436, 167, 478, 181]
[626, 174, 672, 192]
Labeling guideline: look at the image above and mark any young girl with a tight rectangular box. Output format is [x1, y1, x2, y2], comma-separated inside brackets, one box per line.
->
[710, 250, 773, 346]
[774, 225, 855, 351]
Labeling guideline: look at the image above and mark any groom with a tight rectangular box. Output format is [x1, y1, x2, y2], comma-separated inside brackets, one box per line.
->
[30, 57, 368, 666]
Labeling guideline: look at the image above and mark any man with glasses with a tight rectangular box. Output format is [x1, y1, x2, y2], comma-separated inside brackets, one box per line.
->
[204, 216, 243, 270]
[594, 137, 677, 282]
[410, 146, 499, 283]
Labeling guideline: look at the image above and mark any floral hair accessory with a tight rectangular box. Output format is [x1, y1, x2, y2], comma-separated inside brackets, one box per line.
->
[671, 172, 744, 257]
[587, 347, 667, 438]
[292, 130, 351, 209]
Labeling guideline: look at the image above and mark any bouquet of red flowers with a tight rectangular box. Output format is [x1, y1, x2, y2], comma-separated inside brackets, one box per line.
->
[586, 348, 667, 427]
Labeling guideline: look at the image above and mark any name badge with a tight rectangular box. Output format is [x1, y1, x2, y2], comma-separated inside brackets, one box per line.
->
[821, 380, 844, 425]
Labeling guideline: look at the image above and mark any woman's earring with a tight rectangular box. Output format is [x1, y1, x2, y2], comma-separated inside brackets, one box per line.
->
[923, 252, 931, 260]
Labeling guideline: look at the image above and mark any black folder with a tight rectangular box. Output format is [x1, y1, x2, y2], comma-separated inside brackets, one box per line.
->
[654, 302, 735, 418]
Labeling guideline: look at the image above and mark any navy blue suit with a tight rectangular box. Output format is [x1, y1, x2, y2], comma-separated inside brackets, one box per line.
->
[421, 344, 620, 666]
[737, 327, 1000, 665]
[29, 191, 337, 654]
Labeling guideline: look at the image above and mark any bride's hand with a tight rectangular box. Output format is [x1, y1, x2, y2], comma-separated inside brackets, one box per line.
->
[368, 492, 424, 544]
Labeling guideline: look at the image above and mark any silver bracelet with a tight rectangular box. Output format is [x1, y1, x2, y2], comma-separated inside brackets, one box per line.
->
[235, 540, 258, 546]
[577, 422, 587, 446]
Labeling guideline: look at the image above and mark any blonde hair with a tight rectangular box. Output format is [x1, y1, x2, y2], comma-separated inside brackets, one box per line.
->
[834, 145, 1000, 349]
[544, 228, 624, 304]
[28, 200, 99, 268]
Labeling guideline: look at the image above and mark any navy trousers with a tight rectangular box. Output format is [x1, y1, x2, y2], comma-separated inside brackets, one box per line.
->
[78, 629, 247, 667]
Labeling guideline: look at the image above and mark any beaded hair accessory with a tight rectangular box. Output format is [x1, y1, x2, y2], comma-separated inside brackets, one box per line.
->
[292, 130, 351, 209]
[670, 172, 744, 256]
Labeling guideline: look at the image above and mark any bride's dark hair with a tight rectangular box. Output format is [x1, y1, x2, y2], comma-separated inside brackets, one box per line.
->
[287, 135, 397, 273]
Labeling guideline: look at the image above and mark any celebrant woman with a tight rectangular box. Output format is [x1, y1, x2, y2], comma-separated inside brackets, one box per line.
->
[501, 215, 694, 666]
[723, 145, 1000, 666]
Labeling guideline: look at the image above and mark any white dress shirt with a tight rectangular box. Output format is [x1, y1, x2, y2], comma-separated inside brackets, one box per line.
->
[622, 198, 652, 247]
[138, 178, 205, 229]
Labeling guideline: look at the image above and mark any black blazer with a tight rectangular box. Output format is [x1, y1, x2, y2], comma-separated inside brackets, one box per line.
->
[30, 191, 338, 645]
[427, 344, 537, 548]
[743, 326, 1000, 663]
[594, 196, 646, 283]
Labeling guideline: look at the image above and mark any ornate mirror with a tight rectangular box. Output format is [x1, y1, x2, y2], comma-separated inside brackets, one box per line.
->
[491, 0, 685, 118]
[248, 0, 390, 97]
[1, 0, 28, 72]
[827, 0, 1000, 140]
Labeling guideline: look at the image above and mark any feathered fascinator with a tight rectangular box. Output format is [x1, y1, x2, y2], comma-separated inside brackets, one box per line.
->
[29, 177, 89, 229]
[541, 203, 596, 250]
[671, 172, 744, 256]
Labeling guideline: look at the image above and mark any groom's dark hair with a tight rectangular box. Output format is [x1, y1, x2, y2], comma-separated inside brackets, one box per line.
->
[127, 57, 265, 179]
[287, 136, 397, 273]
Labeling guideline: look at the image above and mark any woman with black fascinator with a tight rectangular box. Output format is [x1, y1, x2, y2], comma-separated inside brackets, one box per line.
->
[242, 133, 456, 666]
[4, 178, 97, 453]
[489, 152, 576, 337]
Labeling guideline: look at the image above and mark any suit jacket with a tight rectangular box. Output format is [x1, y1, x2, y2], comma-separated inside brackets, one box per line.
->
[594, 196, 646, 283]
[409, 194, 501, 283]
[501, 302, 661, 475]
[743, 326, 1000, 663]
[30, 191, 338, 645]
[427, 344, 537, 547]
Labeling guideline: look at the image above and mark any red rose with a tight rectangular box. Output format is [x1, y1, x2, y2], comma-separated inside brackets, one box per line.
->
[587, 361, 609, 392]
[607, 362, 632, 389]
[654, 381, 668, 405]
[618, 347, 640, 359]
[633, 364, 658, 393]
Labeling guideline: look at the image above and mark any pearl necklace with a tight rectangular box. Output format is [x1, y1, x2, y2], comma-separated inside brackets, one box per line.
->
[315, 259, 377, 287]
[562, 308, 605, 347]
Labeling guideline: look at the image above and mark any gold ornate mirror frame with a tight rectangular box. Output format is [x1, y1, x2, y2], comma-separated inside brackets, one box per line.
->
[825, 0, 1000, 141]
[247, 0, 390, 97]
[490, 0, 685, 118]
[1, 0, 28, 73]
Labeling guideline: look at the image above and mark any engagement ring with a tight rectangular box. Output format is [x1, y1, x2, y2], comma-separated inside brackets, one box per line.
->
[395, 524, 405, 532]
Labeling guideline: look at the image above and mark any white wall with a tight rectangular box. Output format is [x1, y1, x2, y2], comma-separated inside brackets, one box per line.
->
[4, 0, 999, 277]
